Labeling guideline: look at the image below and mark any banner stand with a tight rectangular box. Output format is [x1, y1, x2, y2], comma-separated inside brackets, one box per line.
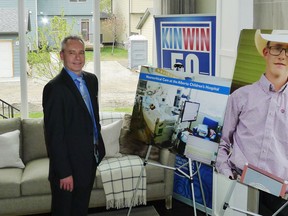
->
[127, 144, 209, 216]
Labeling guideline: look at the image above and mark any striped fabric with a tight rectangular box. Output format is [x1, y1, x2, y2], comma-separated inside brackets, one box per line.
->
[98, 155, 146, 209]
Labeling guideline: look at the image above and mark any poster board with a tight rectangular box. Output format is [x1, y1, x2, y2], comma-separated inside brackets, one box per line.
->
[214, 29, 288, 215]
[130, 66, 231, 153]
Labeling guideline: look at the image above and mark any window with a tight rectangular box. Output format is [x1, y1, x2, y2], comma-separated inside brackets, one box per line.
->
[1, 0, 133, 119]
[81, 19, 89, 41]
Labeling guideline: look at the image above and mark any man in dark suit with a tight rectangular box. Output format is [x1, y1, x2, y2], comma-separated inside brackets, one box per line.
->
[42, 35, 105, 215]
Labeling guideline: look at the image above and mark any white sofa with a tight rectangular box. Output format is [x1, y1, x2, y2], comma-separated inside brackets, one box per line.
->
[0, 112, 175, 216]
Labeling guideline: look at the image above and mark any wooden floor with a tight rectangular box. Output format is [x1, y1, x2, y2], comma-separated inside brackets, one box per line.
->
[88, 198, 208, 216]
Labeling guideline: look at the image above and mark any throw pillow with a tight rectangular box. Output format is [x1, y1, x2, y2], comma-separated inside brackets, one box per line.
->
[101, 119, 123, 158]
[0, 130, 25, 168]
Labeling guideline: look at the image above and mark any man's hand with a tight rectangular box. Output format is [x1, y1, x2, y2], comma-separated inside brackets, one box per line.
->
[60, 175, 74, 192]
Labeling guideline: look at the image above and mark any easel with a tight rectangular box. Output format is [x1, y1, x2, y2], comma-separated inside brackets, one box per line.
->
[127, 143, 209, 216]
[220, 178, 288, 216]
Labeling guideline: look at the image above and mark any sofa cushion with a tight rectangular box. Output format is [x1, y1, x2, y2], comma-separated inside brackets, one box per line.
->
[0, 117, 21, 134]
[95, 158, 164, 189]
[0, 117, 22, 156]
[102, 119, 123, 158]
[21, 158, 50, 196]
[145, 159, 165, 183]
[0, 130, 25, 168]
[0, 168, 22, 198]
[22, 118, 47, 164]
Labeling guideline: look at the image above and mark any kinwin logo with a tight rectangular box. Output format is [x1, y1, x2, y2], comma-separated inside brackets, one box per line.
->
[161, 27, 210, 52]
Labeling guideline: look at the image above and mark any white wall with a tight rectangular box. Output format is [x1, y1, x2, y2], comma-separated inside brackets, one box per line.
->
[130, 0, 153, 13]
[140, 14, 154, 65]
[216, 0, 253, 79]
[130, 14, 142, 34]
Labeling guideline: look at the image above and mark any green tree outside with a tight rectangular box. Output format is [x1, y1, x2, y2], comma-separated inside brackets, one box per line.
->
[27, 11, 76, 81]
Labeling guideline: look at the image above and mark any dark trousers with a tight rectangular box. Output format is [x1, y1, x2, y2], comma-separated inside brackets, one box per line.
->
[49, 161, 97, 216]
[50, 181, 93, 216]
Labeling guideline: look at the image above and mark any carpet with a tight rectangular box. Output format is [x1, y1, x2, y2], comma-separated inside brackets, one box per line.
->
[88, 205, 159, 216]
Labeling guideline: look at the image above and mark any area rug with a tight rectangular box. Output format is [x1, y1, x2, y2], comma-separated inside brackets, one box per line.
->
[89, 205, 159, 216]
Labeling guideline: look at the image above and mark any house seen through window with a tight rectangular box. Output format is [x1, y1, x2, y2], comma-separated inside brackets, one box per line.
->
[0, 0, 141, 119]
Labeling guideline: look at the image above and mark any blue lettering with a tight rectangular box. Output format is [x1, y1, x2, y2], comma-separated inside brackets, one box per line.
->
[162, 28, 170, 48]
[173, 28, 182, 49]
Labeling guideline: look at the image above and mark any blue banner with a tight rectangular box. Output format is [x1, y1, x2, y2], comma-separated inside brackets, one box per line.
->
[155, 15, 216, 76]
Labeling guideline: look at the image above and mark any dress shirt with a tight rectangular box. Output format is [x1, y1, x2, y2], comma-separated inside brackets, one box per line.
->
[216, 74, 288, 181]
[65, 69, 98, 145]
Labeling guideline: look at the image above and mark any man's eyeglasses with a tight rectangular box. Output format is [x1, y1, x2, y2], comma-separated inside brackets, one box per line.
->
[268, 46, 288, 57]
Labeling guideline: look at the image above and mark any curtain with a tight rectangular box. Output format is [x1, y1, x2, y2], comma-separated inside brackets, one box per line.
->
[162, 0, 195, 14]
[254, 0, 288, 29]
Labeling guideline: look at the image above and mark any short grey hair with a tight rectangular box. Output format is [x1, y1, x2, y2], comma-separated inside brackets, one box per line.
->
[61, 35, 85, 51]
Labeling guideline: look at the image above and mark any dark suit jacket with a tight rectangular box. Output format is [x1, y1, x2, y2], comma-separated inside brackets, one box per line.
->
[42, 68, 105, 188]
